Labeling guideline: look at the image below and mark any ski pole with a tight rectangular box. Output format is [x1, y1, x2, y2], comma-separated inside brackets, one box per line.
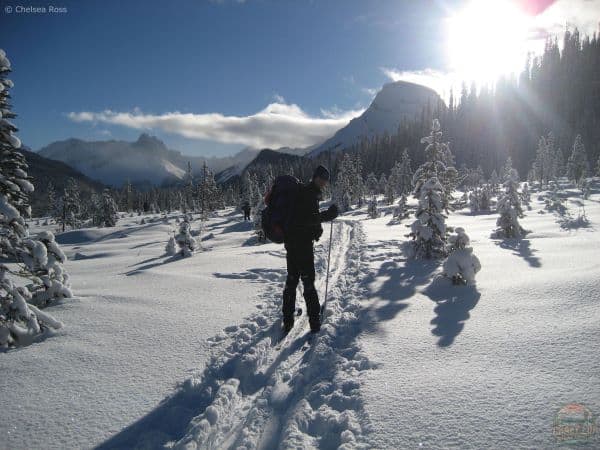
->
[323, 220, 334, 306]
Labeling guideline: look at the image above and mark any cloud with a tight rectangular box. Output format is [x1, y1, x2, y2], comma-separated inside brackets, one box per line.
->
[68, 101, 364, 150]
[381, 67, 457, 102]
[528, 0, 600, 48]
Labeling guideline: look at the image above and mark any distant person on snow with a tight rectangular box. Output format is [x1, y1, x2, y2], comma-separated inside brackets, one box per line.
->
[282, 165, 338, 333]
[242, 201, 251, 221]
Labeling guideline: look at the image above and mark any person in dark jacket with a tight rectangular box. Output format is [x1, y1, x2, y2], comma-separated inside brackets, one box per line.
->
[283, 165, 338, 333]
[242, 201, 251, 221]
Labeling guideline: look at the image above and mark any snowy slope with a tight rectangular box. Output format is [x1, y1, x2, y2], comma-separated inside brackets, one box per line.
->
[1, 180, 599, 449]
[0, 211, 284, 450]
[309, 81, 441, 157]
[358, 182, 600, 449]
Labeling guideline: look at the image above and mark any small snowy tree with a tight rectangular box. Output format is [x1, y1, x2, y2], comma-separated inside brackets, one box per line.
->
[443, 228, 481, 285]
[367, 197, 379, 219]
[566, 134, 589, 183]
[469, 189, 480, 214]
[407, 177, 447, 259]
[175, 219, 197, 257]
[544, 182, 566, 214]
[165, 233, 177, 256]
[493, 168, 526, 238]
[489, 169, 500, 194]
[393, 195, 408, 220]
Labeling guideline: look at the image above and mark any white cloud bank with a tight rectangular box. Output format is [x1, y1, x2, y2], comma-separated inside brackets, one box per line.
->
[68, 102, 364, 150]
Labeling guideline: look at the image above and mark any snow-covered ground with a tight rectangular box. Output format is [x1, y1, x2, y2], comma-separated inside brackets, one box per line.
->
[1, 181, 599, 449]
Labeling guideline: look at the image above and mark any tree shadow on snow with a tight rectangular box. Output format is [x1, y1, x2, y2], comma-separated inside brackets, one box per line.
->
[221, 220, 254, 234]
[360, 258, 439, 334]
[123, 254, 181, 276]
[423, 277, 480, 347]
[496, 239, 541, 268]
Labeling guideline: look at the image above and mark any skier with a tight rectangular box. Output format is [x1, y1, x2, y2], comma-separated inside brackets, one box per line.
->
[282, 165, 338, 333]
[242, 201, 251, 221]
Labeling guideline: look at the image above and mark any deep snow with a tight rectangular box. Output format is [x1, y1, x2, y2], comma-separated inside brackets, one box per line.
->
[1, 180, 599, 450]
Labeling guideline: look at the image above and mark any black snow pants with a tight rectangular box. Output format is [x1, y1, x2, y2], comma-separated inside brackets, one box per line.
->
[283, 240, 319, 325]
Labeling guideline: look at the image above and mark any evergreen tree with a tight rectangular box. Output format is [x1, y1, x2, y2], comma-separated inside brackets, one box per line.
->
[566, 134, 589, 183]
[494, 168, 526, 238]
[365, 172, 379, 197]
[175, 219, 197, 257]
[0, 49, 71, 347]
[407, 177, 447, 259]
[443, 228, 481, 285]
[412, 119, 457, 210]
[99, 189, 119, 227]
[387, 149, 413, 204]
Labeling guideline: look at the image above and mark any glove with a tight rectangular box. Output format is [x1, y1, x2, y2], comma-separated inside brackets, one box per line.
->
[325, 204, 339, 221]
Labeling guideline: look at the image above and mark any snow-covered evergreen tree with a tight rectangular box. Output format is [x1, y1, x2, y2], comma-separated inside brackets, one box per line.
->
[197, 161, 221, 216]
[334, 153, 365, 211]
[99, 189, 119, 227]
[0, 49, 71, 346]
[412, 119, 457, 210]
[58, 177, 81, 231]
[469, 189, 480, 214]
[367, 197, 379, 219]
[393, 195, 408, 220]
[521, 182, 531, 207]
[165, 233, 177, 256]
[378, 173, 388, 197]
[386, 150, 413, 204]
[489, 169, 500, 194]
[544, 182, 566, 214]
[366, 172, 379, 197]
[443, 228, 481, 285]
[493, 168, 526, 238]
[407, 177, 447, 259]
[175, 219, 197, 257]
[566, 134, 589, 183]
[532, 133, 562, 186]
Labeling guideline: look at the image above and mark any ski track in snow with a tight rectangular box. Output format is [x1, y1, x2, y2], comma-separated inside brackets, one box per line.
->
[100, 220, 376, 450]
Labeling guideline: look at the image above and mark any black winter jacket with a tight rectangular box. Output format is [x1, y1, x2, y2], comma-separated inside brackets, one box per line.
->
[285, 181, 334, 244]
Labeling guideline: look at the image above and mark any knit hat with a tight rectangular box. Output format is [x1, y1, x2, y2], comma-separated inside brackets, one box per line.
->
[313, 165, 330, 182]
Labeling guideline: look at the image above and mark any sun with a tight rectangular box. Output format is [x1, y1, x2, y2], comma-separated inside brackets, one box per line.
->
[446, 1, 530, 85]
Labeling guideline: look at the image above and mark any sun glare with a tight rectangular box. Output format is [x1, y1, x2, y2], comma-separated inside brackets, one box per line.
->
[447, 1, 529, 85]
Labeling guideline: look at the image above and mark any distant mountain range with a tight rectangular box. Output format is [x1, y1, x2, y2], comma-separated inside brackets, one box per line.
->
[34, 80, 439, 188]
[37, 134, 263, 188]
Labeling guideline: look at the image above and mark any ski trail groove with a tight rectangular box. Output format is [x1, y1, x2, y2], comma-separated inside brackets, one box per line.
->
[170, 220, 375, 450]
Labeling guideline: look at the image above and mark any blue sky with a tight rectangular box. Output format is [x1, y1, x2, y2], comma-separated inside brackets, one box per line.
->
[1, 0, 596, 156]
